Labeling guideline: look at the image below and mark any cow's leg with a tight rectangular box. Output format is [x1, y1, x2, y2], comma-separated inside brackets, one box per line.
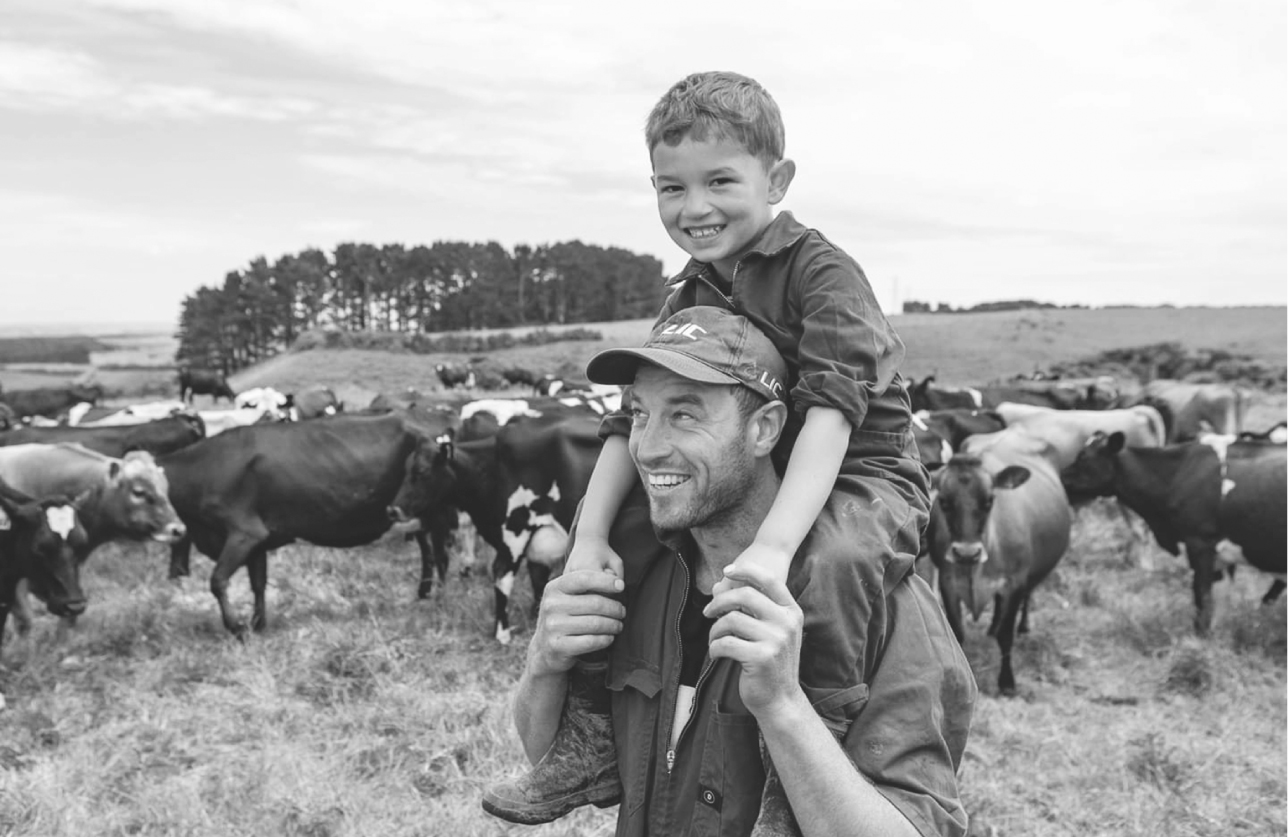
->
[169, 537, 193, 579]
[987, 591, 1004, 637]
[247, 547, 270, 633]
[492, 551, 516, 645]
[1017, 593, 1032, 636]
[1184, 537, 1217, 636]
[995, 589, 1026, 696]
[209, 532, 261, 638]
[412, 530, 436, 599]
[1262, 579, 1286, 606]
[10, 579, 34, 637]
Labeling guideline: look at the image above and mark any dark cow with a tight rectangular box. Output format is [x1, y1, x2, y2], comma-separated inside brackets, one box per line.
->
[0, 403, 16, 431]
[291, 385, 343, 419]
[927, 429, 1072, 695]
[0, 384, 104, 420]
[921, 409, 1008, 452]
[501, 365, 543, 389]
[1061, 431, 1287, 633]
[178, 368, 237, 404]
[435, 363, 475, 390]
[0, 414, 205, 457]
[159, 412, 457, 637]
[390, 410, 604, 644]
[0, 479, 88, 647]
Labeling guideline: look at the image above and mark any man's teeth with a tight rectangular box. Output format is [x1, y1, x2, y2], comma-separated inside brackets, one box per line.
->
[688, 226, 722, 239]
[649, 474, 689, 488]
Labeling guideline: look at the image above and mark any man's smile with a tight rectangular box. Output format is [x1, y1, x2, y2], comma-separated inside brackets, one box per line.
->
[647, 473, 691, 489]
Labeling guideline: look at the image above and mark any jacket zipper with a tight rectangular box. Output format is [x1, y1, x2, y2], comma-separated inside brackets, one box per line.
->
[666, 549, 715, 775]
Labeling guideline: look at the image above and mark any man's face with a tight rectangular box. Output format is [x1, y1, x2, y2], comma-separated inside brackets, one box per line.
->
[651, 135, 786, 278]
[626, 364, 758, 533]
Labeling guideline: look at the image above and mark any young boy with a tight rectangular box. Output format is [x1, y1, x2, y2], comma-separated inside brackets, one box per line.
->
[484, 71, 932, 833]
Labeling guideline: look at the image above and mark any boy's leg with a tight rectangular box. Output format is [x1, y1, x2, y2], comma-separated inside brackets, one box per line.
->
[753, 475, 924, 836]
[482, 483, 659, 824]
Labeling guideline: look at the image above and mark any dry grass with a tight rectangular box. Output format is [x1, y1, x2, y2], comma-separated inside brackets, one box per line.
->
[1, 501, 1283, 837]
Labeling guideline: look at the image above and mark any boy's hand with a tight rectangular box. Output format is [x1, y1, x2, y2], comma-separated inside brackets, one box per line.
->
[564, 532, 626, 579]
[711, 541, 792, 596]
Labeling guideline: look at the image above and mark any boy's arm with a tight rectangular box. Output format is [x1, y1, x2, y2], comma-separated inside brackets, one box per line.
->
[567, 435, 637, 575]
[737, 405, 851, 577]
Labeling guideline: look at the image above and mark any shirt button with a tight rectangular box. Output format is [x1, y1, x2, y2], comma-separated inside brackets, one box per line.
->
[703, 790, 715, 804]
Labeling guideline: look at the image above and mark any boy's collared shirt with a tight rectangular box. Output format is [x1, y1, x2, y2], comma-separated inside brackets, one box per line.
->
[604, 211, 917, 467]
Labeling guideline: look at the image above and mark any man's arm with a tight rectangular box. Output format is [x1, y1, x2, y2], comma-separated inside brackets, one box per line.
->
[707, 563, 934, 837]
[514, 570, 626, 763]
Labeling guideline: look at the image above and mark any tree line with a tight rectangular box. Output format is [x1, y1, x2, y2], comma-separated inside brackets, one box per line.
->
[901, 299, 1091, 314]
[176, 240, 668, 373]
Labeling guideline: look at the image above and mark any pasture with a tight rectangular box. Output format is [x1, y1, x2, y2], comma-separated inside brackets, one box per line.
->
[1, 306, 1285, 836]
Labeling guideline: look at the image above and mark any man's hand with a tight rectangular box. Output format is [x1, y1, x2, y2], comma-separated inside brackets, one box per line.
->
[527, 569, 626, 678]
[704, 562, 806, 717]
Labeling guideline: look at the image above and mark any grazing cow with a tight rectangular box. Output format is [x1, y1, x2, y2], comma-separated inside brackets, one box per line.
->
[1130, 380, 1244, 442]
[389, 410, 604, 644]
[0, 479, 88, 646]
[501, 365, 543, 389]
[920, 409, 1008, 452]
[927, 429, 1072, 695]
[1061, 431, 1287, 633]
[0, 414, 205, 458]
[158, 412, 454, 637]
[291, 385, 343, 419]
[993, 404, 1167, 469]
[435, 363, 475, 390]
[0, 384, 104, 420]
[178, 368, 236, 404]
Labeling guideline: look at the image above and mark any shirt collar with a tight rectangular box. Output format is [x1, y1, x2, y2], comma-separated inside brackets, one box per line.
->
[667, 211, 809, 286]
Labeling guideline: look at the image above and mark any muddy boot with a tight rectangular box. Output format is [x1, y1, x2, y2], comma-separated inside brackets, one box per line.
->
[751, 737, 801, 837]
[481, 660, 620, 824]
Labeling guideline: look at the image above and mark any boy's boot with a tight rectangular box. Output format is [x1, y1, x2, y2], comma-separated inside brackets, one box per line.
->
[750, 737, 801, 837]
[481, 660, 620, 824]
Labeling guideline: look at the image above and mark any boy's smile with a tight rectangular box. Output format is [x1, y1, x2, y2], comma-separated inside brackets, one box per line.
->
[651, 135, 793, 280]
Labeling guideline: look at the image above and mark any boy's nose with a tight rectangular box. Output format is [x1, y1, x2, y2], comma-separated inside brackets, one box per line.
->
[682, 188, 712, 217]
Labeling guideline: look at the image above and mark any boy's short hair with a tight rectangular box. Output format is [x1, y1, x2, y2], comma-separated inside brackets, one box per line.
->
[645, 71, 785, 168]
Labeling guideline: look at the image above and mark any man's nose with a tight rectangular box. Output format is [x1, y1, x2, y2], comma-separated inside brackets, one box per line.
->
[632, 416, 671, 465]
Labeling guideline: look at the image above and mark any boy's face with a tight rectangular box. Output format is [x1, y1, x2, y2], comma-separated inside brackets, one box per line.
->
[651, 135, 793, 278]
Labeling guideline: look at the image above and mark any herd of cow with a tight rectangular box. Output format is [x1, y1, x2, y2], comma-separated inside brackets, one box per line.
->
[0, 367, 1284, 701]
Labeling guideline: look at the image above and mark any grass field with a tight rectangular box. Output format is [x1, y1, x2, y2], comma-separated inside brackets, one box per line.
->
[1, 306, 1285, 836]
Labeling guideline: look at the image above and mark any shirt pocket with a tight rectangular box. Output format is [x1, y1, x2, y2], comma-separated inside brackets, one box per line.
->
[690, 709, 764, 837]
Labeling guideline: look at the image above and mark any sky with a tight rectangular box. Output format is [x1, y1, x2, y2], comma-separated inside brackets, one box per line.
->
[2, 0, 1285, 332]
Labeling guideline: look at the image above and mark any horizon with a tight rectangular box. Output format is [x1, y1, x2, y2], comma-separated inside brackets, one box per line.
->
[2, 1, 1284, 328]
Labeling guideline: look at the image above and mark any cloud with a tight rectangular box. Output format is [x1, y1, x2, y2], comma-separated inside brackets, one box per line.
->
[0, 190, 211, 254]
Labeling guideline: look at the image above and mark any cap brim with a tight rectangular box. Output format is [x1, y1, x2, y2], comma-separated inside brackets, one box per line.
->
[587, 347, 739, 387]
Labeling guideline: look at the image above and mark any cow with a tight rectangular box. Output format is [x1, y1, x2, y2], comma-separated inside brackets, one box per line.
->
[435, 363, 475, 390]
[1239, 421, 1288, 444]
[77, 400, 189, 427]
[158, 411, 457, 637]
[0, 479, 88, 647]
[993, 403, 1167, 469]
[198, 407, 289, 436]
[0, 384, 104, 420]
[1128, 380, 1244, 442]
[920, 409, 1008, 452]
[911, 413, 953, 469]
[1061, 431, 1287, 633]
[389, 410, 605, 644]
[500, 365, 543, 389]
[0, 403, 16, 431]
[0, 414, 205, 458]
[178, 368, 237, 404]
[291, 385, 343, 419]
[928, 429, 1073, 695]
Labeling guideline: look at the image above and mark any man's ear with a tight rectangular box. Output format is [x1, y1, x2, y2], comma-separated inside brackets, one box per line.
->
[751, 401, 789, 456]
[767, 158, 796, 205]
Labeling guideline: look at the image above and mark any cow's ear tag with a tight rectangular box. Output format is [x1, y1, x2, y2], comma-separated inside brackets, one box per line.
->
[0, 506, 11, 530]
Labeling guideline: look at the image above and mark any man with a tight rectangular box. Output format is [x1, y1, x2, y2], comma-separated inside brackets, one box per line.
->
[506, 309, 976, 837]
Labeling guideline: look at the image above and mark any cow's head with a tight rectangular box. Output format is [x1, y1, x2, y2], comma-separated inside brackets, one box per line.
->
[0, 494, 88, 618]
[932, 456, 1031, 568]
[102, 452, 187, 542]
[1059, 431, 1124, 500]
[389, 430, 457, 524]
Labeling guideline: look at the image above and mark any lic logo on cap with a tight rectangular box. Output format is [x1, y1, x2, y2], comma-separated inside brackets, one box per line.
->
[660, 323, 708, 341]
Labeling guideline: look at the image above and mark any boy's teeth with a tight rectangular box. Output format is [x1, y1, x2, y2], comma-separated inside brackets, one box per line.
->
[689, 226, 721, 239]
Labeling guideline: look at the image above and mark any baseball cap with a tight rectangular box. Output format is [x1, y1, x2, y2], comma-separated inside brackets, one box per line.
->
[586, 306, 787, 403]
